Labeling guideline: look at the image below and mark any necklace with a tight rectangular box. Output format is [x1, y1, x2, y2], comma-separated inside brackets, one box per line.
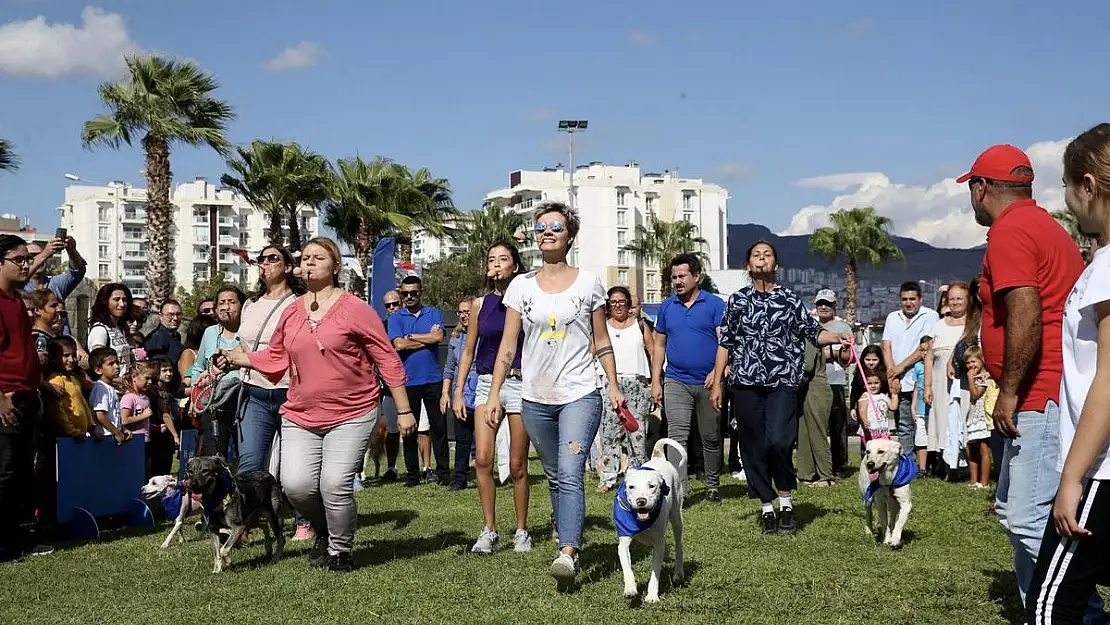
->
[310, 288, 337, 313]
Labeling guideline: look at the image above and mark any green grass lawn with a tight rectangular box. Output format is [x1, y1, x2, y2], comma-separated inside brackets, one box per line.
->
[3, 459, 1028, 625]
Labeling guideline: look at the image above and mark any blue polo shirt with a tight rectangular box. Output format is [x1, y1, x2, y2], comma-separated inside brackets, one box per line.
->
[655, 291, 725, 386]
[387, 305, 444, 386]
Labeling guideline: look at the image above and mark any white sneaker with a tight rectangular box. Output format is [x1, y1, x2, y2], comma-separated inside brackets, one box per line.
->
[550, 552, 579, 586]
[513, 529, 533, 553]
[471, 527, 500, 555]
[732, 470, 747, 482]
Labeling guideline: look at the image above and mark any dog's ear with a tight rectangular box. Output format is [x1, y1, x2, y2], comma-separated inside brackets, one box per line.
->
[892, 441, 903, 457]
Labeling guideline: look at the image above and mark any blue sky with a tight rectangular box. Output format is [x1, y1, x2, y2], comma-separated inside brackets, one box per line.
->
[1, 0, 1108, 248]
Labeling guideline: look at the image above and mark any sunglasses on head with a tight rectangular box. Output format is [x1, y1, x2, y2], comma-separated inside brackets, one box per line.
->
[534, 222, 566, 234]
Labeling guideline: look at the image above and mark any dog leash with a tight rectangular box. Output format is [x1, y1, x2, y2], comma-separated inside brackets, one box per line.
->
[849, 342, 891, 440]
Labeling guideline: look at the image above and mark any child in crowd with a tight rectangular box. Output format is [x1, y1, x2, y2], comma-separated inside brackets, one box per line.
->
[44, 336, 100, 442]
[910, 337, 931, 475]
[119, 361, 157, 477]
[964, 346, 992, 489]
[148, 356, 181, 476]
[88, 347, 130, 446]
[856, 369, 897, 445]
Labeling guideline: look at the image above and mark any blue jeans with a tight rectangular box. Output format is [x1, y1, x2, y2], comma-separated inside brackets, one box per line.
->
[521, 391, 602, 551]
[995, 400, 1108, 623]
[238, 385, 286, 473]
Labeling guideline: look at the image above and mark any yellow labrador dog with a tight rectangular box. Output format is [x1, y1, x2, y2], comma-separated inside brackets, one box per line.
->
[615, 438, 686, 603]
[859, 438, 915, 549]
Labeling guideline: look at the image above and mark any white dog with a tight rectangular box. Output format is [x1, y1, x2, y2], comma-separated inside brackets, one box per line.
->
[140, 475, 212, 549]
[615, 438, 686, 603]
[858, 439, 915, 548]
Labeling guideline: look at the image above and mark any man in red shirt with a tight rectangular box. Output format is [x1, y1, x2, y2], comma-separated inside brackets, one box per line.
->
[0, 234, 43, 563]
[965, 146, 1107, 621]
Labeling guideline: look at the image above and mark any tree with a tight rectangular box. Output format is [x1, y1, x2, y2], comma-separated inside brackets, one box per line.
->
[624, 219, 710, 298]
[221, 140, 332, 250]
[82, 55, 235, 305]
[0, 138, 19, 175]
[453, 206, 528, 265]
[1052, 210, 1094, 262]
[808, 206, 905, 321]
[393, 165, 457, 263]
[174, 275, 233, 320]
[420, 252, 487, 310]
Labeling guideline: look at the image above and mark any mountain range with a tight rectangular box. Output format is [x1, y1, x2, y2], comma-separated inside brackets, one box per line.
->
[726, 224, 985, 284]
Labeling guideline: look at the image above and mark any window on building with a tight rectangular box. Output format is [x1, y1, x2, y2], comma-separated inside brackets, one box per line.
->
[683, 193, 695, 211]
[617, 270, 628, 286]
[616, 209, 628, 227]
[616, 189, 627, 206]
[193, 226, 208, 241]
[682, 211, 693, 222]
[98, 263, 110, 279]
[98, 226, 110, 241]
[616, 229, 628, 246]
[618, 250, 630, 266]
[98, 244, 109, 260]
[193, 207, 208, 222]
[98, 206, 110, 223]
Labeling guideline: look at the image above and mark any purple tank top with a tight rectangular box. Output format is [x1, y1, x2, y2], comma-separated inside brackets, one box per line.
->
[476, 293, 523, 375]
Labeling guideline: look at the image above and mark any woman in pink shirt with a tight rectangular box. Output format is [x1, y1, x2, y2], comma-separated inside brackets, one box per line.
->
[219, 237, 414, 573]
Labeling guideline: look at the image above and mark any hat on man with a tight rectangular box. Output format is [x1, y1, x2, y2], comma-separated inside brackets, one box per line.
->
[956, 144, 1034, 184]
[814, 289, 837, 306]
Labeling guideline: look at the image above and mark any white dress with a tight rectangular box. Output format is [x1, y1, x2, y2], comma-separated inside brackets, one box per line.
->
[927, 319, 964, 452]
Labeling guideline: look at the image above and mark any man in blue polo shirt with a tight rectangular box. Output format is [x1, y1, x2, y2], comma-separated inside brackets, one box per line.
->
[388, 276, 448, 487]
[650, 253, 726, 501]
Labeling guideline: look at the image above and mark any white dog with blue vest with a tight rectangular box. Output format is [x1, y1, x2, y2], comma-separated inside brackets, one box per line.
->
[614, 437, 686, 602]
[859, 438, 915, 549]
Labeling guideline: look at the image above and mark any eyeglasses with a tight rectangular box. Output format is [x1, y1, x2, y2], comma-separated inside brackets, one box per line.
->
[456, 310, 469, 315]
[534, 222, 566, 234]
[384, 301, 401, 309]
[163, 312, 183, 318]
[609, 300, 629, 308]
[257, 254, 282, 265]
[400, 290, 420, 299]
[2, 255, 31, 266]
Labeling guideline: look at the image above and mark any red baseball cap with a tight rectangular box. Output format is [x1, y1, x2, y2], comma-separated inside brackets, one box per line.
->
[956, 144, 1034, 184]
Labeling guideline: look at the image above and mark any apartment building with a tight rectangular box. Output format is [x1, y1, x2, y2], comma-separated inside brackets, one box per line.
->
[479, 162, 728, 303]
[58, 177, 319, 298]
[410, 212, 474, 271]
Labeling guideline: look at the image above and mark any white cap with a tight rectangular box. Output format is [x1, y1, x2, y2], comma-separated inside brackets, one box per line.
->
[814, 289, 837, 305]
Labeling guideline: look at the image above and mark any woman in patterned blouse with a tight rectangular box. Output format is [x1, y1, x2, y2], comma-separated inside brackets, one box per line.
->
[709, 240, 852, 536]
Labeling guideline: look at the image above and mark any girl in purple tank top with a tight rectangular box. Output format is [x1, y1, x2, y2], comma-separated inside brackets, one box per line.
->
[453, 242, 533, 555]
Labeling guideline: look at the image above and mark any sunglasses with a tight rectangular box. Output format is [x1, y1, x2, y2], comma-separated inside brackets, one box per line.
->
[199, 308, 215, 315]
[384, 301, 401, 309]
[2, 255, 31, 266]
[534, 222, 566, 234]
[400, 290, 420, 299]
[257, 253, 283, 265]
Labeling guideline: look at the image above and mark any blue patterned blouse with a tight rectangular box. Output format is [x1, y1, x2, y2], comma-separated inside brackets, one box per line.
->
[718, 285, 823, 388]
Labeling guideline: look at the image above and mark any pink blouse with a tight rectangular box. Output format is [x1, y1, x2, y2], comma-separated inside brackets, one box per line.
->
[248, 292, 406, 429]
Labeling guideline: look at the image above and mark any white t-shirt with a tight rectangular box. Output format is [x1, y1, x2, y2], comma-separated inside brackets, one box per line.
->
[1059, 244, 1110, 480]
[503, 269, 606, 405]
[883, 307, 940, 392]
[87, 322, 135, 374]
[89, 380, 122, 436]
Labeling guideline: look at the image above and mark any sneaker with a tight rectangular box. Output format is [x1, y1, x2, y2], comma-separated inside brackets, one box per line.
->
[403, 476, 421, 488]
[513, 529, 533, 553]
[471, 527, 500, 555]
[326, 551, 355, 573]
[307, 534, 330, 568]
[422, 467, 434, 483]
[777, 508, 798, 535]
[705, 488, 722, 502]
[353, 477, 364, 492]
[761, 511, 778, 534]
[732, 470, 747, 482]
[449, 482, 467, 491]
[382, 468, 399, 482]
[550, 552, 579, 587]
[24, 544, 54, 557]
[292, 524, 316, 542]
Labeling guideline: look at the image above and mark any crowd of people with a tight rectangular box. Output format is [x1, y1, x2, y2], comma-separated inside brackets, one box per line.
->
[2, 126, 1110, 621]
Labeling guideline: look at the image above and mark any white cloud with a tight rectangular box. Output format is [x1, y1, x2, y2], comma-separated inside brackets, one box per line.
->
[264, 41, 323, 71]
[780, 138, 1071, 249]
[0, 6, 140, 79]
[628, 30, 656, 45]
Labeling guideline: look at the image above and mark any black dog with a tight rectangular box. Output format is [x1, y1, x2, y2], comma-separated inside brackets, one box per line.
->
[185, 456, 287, 573]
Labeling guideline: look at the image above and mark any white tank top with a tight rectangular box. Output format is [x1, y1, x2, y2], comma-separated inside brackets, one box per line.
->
[607, 318, 649, 377]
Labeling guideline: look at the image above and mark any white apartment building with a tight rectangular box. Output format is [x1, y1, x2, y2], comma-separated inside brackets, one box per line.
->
[480, 162, 728, 303]
[58, 177, 319, 298]
[410, 213, 474, 271]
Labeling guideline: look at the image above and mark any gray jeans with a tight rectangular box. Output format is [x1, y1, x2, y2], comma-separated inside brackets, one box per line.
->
[280, 409, 379, 554]
[895, 392, 915, 457]
[663, 378, 721, 489]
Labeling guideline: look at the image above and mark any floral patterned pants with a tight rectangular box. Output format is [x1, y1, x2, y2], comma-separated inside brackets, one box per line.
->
[597, 375, 652, 488]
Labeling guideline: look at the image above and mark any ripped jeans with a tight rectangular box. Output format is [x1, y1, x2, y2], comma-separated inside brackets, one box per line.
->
[521, 391, 602, 551]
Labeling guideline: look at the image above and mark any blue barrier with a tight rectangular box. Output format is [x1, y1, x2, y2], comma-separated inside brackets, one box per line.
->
[56, 437, 152, 538]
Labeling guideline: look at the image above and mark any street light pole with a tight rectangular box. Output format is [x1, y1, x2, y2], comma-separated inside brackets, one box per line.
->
[557, 120, 588, 210]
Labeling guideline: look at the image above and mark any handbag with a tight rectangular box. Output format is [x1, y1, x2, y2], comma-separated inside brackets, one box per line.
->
[231, 294, 295, 425]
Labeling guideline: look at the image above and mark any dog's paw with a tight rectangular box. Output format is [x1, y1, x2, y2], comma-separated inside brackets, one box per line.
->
[671, 572, 686, 586]
[644, 594, 661, 604]
[623, 586, 638, 598]
[889, 540, 904, 550]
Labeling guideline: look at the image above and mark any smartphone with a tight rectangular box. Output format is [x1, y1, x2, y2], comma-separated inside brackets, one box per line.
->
[55, 227, 67, 240]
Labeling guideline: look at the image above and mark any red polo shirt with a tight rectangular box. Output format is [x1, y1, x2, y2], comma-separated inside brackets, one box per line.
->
[979, 199, 1084, 412]
[0, 285, 40, 393]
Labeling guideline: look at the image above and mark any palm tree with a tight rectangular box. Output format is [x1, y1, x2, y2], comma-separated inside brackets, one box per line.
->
[221, 140, 332, 250]
[624, 219, 710, 297]
[1051, 210, 1094, 262]
[809, 206, 904, 321]
[453, 206, 528, 266]
[82, 55, 235, 303]
[0, 138, 19, 175]
[392, 165, 457, 263]
[323, 156, 413, 295]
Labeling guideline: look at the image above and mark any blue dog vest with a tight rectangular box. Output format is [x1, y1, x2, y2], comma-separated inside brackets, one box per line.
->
[864, 454, 916, 504]
[613, 469, 670, 538]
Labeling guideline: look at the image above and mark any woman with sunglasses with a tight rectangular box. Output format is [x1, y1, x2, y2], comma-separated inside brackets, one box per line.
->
[486, 202, 623, 588]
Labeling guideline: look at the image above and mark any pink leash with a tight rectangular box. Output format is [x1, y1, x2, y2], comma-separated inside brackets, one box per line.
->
[849, 342, 891, 441]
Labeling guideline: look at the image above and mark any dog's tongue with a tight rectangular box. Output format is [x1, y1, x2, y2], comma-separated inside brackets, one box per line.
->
[868, 471, 879, 482]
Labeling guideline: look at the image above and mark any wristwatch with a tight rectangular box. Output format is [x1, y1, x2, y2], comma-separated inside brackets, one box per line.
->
[405, 333, 413, 341]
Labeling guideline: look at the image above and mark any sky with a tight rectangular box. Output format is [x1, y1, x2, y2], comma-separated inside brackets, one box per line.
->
[2, 0, 1109, 249]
